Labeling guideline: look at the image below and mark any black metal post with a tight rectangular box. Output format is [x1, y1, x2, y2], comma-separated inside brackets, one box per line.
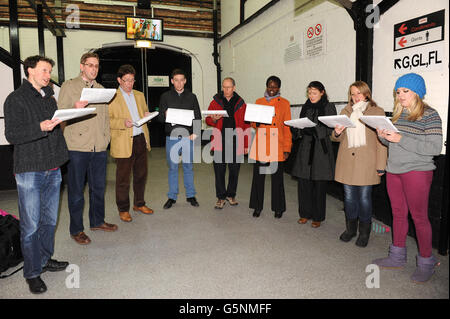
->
[240, 0, 246, 24]
[56, 36, 65, 84]
[347, 0, 373, 87]
[37, 4, 45, 56]
[213, 1, 221, 94]
[8, 0, 21, 89]
[438, 94, 449, 256]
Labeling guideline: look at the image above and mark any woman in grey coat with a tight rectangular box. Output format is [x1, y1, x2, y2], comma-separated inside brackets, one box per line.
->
[290, 81, 336, 228]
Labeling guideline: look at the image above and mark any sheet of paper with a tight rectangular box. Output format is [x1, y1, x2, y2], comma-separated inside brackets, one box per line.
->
[201, 110, 229, 117]
[284, 118, 317, 129]
[80, 88, 117, 104]
[318, 115, 356, 128]
[133, 111, 159, 127]
[166, 108, 195, 126]
[244, 103, 275, 124]
[52, 107, 96, 122]
[359, 116, 399, 132]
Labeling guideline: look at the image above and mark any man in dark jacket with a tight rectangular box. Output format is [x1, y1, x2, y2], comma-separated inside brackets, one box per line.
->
[4, 55, 70, 294]
[158, 69, 202, 209]
[205, 77, 250, 209]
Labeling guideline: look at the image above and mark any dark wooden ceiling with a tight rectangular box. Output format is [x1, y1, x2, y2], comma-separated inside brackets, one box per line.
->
[0, 0, 220, 37]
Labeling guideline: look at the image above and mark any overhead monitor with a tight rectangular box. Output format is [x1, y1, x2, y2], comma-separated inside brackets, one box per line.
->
[125, 16, 163, 42]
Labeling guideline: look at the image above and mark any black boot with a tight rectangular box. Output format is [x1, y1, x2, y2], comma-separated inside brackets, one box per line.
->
[355, 221, 371, 247]
[339, 218, 357, 242]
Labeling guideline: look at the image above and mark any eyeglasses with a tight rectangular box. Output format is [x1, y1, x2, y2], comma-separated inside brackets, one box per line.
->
[121, 78, 135, 83]
[83, 63, 99, 69]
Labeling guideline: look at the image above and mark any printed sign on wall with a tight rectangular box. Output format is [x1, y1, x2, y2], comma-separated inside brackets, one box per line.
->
[148, 75, 169, 87]
[304, 22, 326, 58]
[393, 9, 445, 74]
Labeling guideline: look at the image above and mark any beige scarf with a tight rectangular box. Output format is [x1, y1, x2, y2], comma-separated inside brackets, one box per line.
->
[347, 101, 368, 148]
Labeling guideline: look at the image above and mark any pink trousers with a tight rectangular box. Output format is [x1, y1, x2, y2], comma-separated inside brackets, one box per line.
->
[386, 171, 434, 258]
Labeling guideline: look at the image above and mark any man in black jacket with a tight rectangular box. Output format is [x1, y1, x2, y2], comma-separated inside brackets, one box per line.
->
[158, 69, 202, 209]
[4, 56, 70, 294]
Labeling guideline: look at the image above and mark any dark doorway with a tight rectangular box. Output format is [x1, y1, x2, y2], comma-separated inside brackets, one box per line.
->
[94, 44, 192, 147]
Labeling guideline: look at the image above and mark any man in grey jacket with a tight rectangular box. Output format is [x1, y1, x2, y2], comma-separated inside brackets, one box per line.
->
[58, 52, 117, 245]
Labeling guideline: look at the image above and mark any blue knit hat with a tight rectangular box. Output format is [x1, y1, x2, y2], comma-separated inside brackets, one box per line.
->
[394, 73, 426, 98]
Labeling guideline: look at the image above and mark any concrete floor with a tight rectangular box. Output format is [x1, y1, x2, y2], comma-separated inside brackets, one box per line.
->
[0, 147, 448, 299]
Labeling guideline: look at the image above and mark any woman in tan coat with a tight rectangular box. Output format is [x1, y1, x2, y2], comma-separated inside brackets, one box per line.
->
[331, 81, 387, 247]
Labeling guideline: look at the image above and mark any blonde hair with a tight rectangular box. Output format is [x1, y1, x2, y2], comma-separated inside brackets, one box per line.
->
[391, 91, 426, 123]
[347, 81, 377, 108]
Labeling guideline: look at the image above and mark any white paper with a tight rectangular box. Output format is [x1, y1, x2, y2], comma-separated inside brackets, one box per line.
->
[52, 108, 96, 122]
[201, 110, 229, 117]
[80, 88, 117, 104]
[284, 118, 317, 129]
[359, 116, 399, 132]
[133, 111, 159, 127]
[318, 115, 356, 128]
[166, 108, 195, 126]
[244, 103, 275, 124]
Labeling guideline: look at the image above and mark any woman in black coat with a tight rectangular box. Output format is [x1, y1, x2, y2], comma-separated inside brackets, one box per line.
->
[290, 81, 336, 228]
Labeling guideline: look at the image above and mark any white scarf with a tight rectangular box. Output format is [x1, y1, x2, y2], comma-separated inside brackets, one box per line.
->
[347, 101, 368, 148]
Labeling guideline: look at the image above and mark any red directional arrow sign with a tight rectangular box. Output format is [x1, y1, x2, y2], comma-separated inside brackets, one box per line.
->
[398, 23, 408, 35]
[398, 37, 407, 48]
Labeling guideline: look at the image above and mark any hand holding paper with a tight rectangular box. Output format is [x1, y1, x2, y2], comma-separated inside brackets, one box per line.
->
[359, 116, 399, 132]
[318, 115, 355, 128]
[166, 108, 194, 126]
[80, 88, 116, 104]
[40, 119, 61, 132]
[52, 107, 96, 122]
[133, 111, 159, 127]
[284, 118, 317, 129]
[244, 103, 275, 124]
[201, 110, 229, 117]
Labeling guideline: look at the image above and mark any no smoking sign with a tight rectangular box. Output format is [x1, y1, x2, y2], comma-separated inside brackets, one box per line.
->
[307, 24, 322, 38]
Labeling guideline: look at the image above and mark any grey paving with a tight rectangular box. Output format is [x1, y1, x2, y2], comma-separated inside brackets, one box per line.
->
[0, 148, 448, 299]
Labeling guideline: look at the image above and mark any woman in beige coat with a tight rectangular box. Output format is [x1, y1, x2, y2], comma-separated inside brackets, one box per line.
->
[331, 81, 387, 247]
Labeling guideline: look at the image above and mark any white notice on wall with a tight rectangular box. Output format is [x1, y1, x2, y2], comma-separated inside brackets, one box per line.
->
[393, 42, 444, 74]
[148, 76, 169, 87]
[303, 22, 326, 58]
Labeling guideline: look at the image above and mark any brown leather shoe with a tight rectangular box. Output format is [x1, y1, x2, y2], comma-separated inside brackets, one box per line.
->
[90, 222, 118, 232]
[226, 197, 238, 206]
[133, 205, 154, 214]
[119, 211, 132, 222]
[215, 199, 226, 209]
[298, 218, 309, 224]
[71, 232, 91, 245]
[311, 221, 321, 228]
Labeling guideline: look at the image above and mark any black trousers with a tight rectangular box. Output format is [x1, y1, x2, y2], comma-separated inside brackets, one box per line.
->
[249, 161, 286, 213]
[298, 178, 327, 222]
[213, 160, 241, 199]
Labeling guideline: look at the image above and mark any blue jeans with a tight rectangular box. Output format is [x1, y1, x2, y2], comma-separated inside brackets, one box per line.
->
[165, 136, 196, 200]
[343, 184, 373, 223]
[67, 151, 107, 235]
[15, 169, 62, 279]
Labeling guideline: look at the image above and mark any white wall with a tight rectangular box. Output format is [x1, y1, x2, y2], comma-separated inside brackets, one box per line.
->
[245, 0, 272, 19]
[221, 0, 240, 35]
[0, 28, 216, 112]
[219, 0, 355, 105]
[372, 0, 449, 152]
